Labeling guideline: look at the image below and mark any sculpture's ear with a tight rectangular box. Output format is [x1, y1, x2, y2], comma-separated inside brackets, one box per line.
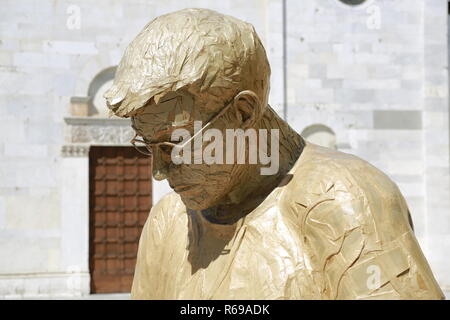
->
[233, 90, 262, 129]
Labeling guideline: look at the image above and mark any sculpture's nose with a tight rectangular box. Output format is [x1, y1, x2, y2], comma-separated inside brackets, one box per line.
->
[152, 150, 169, 181]
[153, 168, 168, 181]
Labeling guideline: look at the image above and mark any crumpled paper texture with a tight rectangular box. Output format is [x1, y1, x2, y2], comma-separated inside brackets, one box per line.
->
[104, 8, 270, 118]
[131, 143, 444, 299]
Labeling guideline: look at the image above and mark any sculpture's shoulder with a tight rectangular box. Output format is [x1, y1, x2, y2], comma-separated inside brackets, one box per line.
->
[139, 192, 187, 247]
[281, 142, 410, 234]
[286, 142, 399, 194]
[131, 192, 187, 299]
[148, 192, 185, 225]
[275, 142, 444, 299]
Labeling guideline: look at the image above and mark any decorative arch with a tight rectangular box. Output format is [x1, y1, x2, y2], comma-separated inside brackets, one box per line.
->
[337, 0, 367, 5]
[301, 124, 337, 150]
[87, 66, 117, 117]
[70, 65, 117, 118]
[74, 55, 110, 96]
[87, 66, 117, 98]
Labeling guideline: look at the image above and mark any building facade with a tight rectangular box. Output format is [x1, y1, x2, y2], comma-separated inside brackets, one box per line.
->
[0, 0, 449, 297]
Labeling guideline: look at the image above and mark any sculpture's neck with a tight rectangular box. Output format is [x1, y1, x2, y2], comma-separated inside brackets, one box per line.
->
[201, 105, 305, 224]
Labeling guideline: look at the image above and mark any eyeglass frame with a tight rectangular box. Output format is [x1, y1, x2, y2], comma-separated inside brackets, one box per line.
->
[129, 91, 252, 157]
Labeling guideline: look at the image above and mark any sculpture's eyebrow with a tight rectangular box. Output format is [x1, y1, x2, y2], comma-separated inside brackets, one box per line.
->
[159, 95, 180, 104]
[147, 123, 193, 144]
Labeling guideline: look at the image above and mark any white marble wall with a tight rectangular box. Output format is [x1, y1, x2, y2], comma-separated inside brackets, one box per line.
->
[286, 0, 426, 237]
[0, 0, 284, 297]
[0, 0, 449, 296]
[285, 0, 450, 291]
[423, 0, 450, 292]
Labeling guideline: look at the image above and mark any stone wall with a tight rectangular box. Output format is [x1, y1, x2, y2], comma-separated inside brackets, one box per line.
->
[287, 0, 427, 238]
[423, 0, 450, 292]
[0, 0, 284, 297]
[286, 0, 450, 291]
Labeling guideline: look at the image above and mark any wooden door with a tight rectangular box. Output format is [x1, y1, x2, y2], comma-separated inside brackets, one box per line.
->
[89, 146, 152, 293]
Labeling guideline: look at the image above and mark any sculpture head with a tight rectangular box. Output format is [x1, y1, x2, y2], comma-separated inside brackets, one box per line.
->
[105, 8, 272, 210]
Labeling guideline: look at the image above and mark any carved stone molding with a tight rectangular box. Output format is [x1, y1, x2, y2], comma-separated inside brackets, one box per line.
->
[64, 117, 134, 145]
[61, 144, 90, 157]
[64, 117, 130, 126]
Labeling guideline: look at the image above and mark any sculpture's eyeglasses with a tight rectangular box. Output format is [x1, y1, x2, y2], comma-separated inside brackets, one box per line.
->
[130, 96, 235, 157]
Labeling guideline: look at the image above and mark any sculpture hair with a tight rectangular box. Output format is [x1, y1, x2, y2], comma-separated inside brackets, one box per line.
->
[105, 8, 271, 117]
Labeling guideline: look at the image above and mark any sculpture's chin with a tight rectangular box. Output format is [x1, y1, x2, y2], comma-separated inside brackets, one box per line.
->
[175, 181, 233, 211]
[179, 194, 218, 211]
[182, 200, 208, 211]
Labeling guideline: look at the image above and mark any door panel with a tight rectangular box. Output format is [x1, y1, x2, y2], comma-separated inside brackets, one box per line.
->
[89, 146, 152, 293]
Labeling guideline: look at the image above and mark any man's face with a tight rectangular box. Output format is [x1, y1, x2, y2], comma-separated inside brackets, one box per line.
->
[132, 88, 245, 210]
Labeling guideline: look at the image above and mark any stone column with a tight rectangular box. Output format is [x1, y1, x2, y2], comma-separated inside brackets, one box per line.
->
[423, 0, 450, 292]
[60, 144, 91, 295]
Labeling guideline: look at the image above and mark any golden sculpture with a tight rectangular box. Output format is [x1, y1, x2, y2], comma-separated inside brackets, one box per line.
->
[105, 8, 444, 299]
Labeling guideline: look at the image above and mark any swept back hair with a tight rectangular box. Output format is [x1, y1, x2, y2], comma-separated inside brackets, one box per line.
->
[105, 8, 271, 117]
